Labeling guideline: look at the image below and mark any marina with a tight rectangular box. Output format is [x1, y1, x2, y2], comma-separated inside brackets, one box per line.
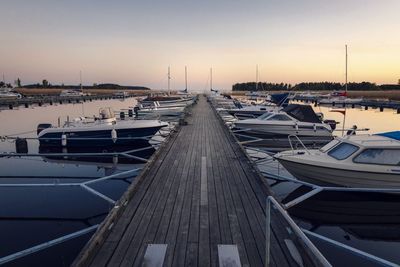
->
[0, 92, 399, 266]
[1, 1, 400, 266]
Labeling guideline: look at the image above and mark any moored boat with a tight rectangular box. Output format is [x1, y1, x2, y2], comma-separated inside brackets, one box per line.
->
[233, 104, 333, 150]
[274, 131, 400, 188]
[37, 107, 168, 148]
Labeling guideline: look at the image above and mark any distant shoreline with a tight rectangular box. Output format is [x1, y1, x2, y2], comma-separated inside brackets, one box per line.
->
[231, 90, 400, 100]
[14, 88, 153, 96]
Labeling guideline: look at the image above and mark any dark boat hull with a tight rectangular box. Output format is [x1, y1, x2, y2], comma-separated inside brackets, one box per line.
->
[39, 126, 163, 148]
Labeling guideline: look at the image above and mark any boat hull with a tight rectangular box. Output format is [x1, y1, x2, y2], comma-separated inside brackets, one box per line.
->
[277, 158, 400, 188]
[39, 125, 164, 148]
[233, 126, 332, 151]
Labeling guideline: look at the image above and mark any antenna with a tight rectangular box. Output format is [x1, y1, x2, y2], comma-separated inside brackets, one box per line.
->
[210, 68, 212, 90]
[185, 66, 188, 90]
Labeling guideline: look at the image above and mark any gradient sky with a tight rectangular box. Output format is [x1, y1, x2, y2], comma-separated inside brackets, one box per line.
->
[1, 0, 399, 90]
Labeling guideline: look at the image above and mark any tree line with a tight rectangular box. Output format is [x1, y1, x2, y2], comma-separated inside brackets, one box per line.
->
[232, 82, 400, 91]
[22, 81, 150, 90]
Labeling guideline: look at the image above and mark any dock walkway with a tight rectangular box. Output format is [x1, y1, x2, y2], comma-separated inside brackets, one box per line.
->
[74, 96, 319, 266]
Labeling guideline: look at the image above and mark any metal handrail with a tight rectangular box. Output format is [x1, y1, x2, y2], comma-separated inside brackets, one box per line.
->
[287, 134, 311, 155]
[266, 196, 332, 267]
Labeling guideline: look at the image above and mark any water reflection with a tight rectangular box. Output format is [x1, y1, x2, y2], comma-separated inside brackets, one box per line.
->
[0, 98, 149, 266]
[287, 190, 400, 264]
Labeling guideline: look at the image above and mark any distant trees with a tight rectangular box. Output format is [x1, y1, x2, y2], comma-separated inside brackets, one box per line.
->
[42, 79, 49, 87]
[232, 82, 291, 91]
[22, 83, 150, 90]
[232, 81, 400, 91]
[0, 81, 12, 88]
[16, 78, 21, 87]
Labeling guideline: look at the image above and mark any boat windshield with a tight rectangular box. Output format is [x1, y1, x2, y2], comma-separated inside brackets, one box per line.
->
[258, 113, 292, 121]
[327, 142, 359, 160]
[353, 149, 400, 166]
[258, 113, 272, 120]
[320, 139, 340, 152]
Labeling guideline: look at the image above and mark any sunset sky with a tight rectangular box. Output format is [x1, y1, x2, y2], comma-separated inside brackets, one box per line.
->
[1, 0, 399, 91]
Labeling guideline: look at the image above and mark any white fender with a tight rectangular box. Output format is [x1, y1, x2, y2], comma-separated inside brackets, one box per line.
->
[111, 128, 117, 143]
[61, 134, 67, 146]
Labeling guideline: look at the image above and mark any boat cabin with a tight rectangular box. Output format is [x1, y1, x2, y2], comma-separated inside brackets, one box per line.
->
[320, 134, 400, 166]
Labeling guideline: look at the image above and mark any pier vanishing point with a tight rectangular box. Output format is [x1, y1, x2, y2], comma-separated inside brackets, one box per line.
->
[73, 95, 326, 267]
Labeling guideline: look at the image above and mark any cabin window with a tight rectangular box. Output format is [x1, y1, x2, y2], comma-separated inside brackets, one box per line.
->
[353, 149, 400, 166]
[327, 142, 359, 160]
[267, 114, 292, 121]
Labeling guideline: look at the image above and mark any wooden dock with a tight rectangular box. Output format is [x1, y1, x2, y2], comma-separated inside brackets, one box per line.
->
[73, 96, 324, 267]
[0, 95, 134, 109]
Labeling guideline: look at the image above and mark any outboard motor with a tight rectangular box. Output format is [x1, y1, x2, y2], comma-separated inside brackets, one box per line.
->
[324, 120, 337, 131]
[15, 138, 28, 153]
[133, 106, 140, 117]
[37, 123, 52, 135]
[233, 100, 243, 109]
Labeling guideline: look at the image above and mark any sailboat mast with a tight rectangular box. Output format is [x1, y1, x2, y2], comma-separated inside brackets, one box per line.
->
[342, 44, 348, 136]
[80, 70, 83, 92]
[345, 44, 348, 92]
[210, 67, 213, 91]
[167, 66, 171, 92]
[185, 66, 188, 90]
[255, 64, 259, 91]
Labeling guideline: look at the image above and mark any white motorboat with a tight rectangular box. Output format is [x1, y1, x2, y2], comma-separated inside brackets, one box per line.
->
[60, 89, 85, 97]
[225, 104, 281, 120]
[114, 91, 129, 98]
[233, 104, 333, 150]
[0, 88, 22, 99]
[134, 102, 186, 117]
[223, 93, 290, 120]
[37, 107, 168, 148]
[319, 96, 363, 105]
[274, 131, 400, 188]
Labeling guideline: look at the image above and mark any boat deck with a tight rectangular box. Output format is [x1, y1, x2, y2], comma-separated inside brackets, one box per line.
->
[73, 96, 321, 267]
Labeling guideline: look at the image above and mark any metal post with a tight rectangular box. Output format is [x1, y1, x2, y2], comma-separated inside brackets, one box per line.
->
[185, 66, 188, 91]
[265, 197, 271, 267]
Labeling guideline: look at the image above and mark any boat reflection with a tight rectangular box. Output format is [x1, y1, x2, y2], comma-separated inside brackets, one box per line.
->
[39, 145, 155, 174]
[286, 187, 400, 241]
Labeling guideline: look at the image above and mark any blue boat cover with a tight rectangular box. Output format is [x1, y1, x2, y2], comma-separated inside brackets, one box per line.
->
[376, 131, 400, 141]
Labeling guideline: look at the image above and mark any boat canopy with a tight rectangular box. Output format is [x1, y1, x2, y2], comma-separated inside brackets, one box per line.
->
[376, 131, 400, 141]
[270, 93, 289, 106]
[283, 104, 321, 123]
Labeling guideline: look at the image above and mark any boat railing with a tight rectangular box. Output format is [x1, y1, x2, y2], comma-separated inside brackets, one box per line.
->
[287, 134, 311, 155]
[266, 196, 332, 267]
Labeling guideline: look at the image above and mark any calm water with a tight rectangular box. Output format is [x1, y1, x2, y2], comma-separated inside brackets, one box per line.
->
[0, 98, 154, 266]
[2, 99, 400, 266]
[254, 103, 400, 266]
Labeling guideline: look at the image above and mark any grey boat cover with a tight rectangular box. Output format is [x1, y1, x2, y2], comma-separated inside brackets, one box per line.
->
[283, 104, 321, 123]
